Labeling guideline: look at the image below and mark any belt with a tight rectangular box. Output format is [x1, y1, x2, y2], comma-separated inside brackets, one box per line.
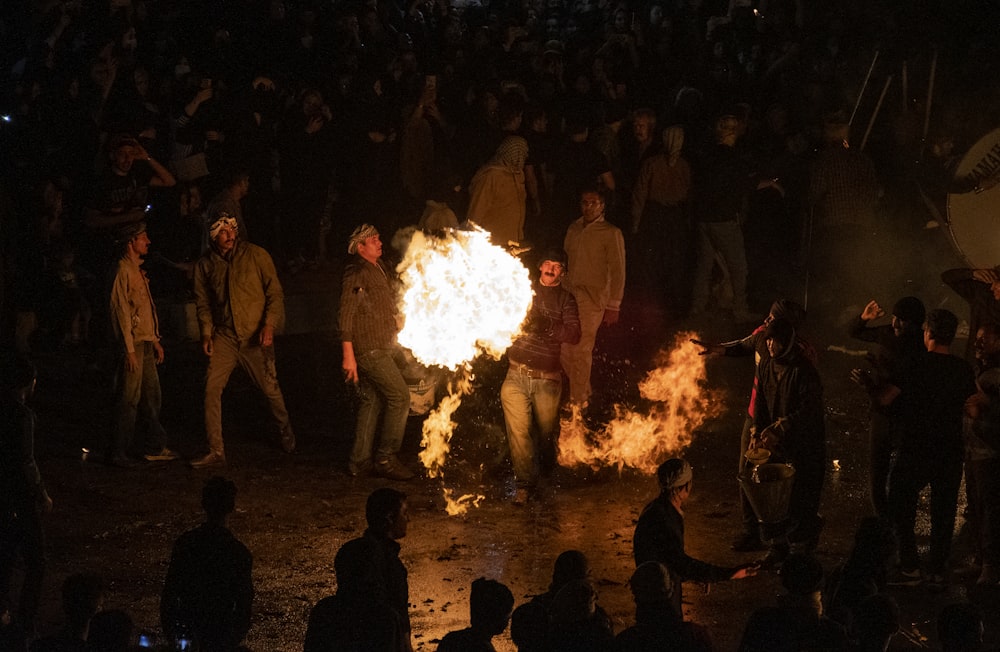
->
[509, 361, 562, 381]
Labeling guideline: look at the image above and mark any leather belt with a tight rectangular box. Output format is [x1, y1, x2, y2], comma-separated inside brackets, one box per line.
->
[509, 361, 562, 381]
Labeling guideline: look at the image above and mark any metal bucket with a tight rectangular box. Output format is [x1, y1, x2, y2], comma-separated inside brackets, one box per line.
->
[737, 463, 796, 524]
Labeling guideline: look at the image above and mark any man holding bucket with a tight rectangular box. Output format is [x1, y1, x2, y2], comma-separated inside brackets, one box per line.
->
[751, 317, 826, 568]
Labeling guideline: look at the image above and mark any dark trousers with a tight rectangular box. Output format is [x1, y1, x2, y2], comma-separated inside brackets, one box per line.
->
[637, 202, 691, 314]
[888, 451, 963, 573]
[868, 411, 895, 518]
[0, 508, 45, 630]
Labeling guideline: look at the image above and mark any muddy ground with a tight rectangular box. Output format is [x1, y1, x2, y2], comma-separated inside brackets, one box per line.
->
[18, 226, 1000, 651]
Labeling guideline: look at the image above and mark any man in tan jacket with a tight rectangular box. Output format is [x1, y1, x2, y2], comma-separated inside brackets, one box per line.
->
[191, 214, 295, 467]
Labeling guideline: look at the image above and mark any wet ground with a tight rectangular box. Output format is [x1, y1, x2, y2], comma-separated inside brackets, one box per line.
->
[19, 227, 1000, 651]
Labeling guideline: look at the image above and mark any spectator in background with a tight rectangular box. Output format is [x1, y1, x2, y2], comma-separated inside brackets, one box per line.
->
[467, 136, 529, 247]
[107, 221, 177, 468]
[161, 477, 253, 651]
[86, 135, 176, 231]
[561, 185, 625, 410]
[436, 578, 515, 652]
[630, 125, 692, 317]
[0, 354, 52, 645]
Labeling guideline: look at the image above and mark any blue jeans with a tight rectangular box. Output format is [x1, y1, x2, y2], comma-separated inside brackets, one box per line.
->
[113, 340, 167, 457]
[352, 348, 410, 466]
[500, 367, 562, 488]
[691, 220, 749, 316]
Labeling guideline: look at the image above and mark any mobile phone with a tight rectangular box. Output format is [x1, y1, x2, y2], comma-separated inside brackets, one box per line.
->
[176, 638, 192, 651]
[145, 204, 153, 213]
[138, 634, 152, 648]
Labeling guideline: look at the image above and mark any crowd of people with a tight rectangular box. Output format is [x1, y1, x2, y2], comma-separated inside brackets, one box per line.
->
[3, 0, 1000, 649]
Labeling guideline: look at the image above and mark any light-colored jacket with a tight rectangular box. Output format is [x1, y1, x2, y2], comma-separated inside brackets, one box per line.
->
[193, 241, 284, 341]
[110, 257, 160, 353]
[563, 217, 626, 311]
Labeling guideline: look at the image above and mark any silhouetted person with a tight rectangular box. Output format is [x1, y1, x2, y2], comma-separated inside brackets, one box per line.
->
[436, 577, 514, 652]
[614, 561, 714, 652]
[847, 593, 899, 652]
[330, 488, 413, 652]
[937, 602, 985, 652]
[30, 572, 104, 652]
[1, 354, 52, 644]
[548, 579, 614, 652]
[86, 609, 133, 652]
[823, 516, 897, 632]
[160, 477, 253, 651]
[738, 553, 847, 652]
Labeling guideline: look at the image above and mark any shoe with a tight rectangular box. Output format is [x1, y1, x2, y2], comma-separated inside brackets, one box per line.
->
[375, 456, 415, 481]
[144, 448, 180, 462]
[348, 459, 373, 477]
[280, 428, 296, 454]
[512, 488, 530, 506]
[731, 532, 767, 552]
[888, 567, 923, 587]
[926, 573, 947, 593]
[977, 564, 998, 585]
[190, 452, 227, 468]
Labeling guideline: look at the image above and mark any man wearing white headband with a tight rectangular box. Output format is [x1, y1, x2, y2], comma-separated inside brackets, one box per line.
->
[633, 458, 755, 615]
[338, 224, 414, 481]
[190, 213, 295, 467]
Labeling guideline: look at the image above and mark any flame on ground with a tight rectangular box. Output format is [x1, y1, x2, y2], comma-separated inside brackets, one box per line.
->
[398, 227, 533, 515]
[557, 332, 724, 474]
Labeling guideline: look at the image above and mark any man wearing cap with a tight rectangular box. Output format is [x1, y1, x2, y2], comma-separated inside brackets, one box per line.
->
[848, 296, 926, 518]
[191, 215, 294, 468]
[339, 224, 413, 481]
[108, 222, 177, 467]
[561, 185, 626, 410]
[501, 248, 580, 504]
[86, 134, 176, 230]
[633, 458, 755, 615]
[752, 318, 826, 566]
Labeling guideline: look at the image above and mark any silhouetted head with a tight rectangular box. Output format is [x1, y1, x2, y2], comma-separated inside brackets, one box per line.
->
[202, 476, 237, 520]
[550, 550, 590, 592]
[365, 487, 408, 539]
[469, 577, 514, 636]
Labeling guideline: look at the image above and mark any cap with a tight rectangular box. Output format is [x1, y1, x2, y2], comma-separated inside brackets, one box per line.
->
[656, 459, 692, 490]
[891, 296, 926, 325]
[116, 221, 147, 243]
[538, 247, 568, 268]
[348, 224, 379, 255]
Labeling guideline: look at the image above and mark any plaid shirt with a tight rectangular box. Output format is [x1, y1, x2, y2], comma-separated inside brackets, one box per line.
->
[338, 257, 400, 356]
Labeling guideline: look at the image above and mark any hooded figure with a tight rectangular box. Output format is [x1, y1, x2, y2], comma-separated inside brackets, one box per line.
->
[467, 135, 529, 246]
[753, 318, 826, 560]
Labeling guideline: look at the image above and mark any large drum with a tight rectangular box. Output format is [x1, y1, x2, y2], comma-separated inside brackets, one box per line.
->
[947, 127, 1000, 268]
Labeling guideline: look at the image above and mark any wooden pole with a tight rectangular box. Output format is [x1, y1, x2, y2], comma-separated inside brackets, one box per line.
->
[861, 75, 892, 152]
[920, 48, 937, 160]
[901, 60, 908, 113]
[850, 49, 879, 126]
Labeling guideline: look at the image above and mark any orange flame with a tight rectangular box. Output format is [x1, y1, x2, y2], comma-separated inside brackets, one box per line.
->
[557, 332, 724, 474]
[398, 228, 533, 515]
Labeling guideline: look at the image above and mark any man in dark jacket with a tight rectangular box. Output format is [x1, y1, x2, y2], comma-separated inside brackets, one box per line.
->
[161, 476, 253, 651]
[501, 248, 580, 505]
[633, 458, 754, 615]
[752, 318, 826, 565]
